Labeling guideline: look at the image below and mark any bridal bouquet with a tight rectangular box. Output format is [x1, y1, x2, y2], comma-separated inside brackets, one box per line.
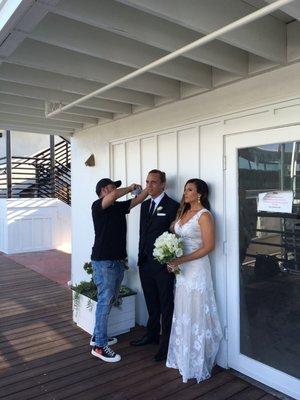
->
[153, 232, 183, 274]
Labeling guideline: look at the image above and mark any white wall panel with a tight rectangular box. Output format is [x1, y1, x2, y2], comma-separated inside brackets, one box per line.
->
[0, 198, 70, 254]
[22, 219, 33, 250]
[0, 218, 5, 250]
[125, 139, 147, 324]
[275, 103, 300, 115]
[125, 139, 141, 269]
[200, 122, 226, 364]
[126, 140, 141, 184]
[111, 126, 204, 326]
[112, 143, 126, 186]
[0, 201, 7, 251]
[109, 122, 227, 361]
[177, 126, 200, 196]
[55, 203, 71, 253]
[223, 110, 270, 133]
[141, 136, 157, 184]
[44, 218, 52, 248]
[157, 132, 177, 198]
[125, 124, 148, 315]
[35, 218, 43, 248]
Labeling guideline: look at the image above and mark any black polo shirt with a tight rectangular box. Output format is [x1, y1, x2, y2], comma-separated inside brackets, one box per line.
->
[91, 197, 131, 261]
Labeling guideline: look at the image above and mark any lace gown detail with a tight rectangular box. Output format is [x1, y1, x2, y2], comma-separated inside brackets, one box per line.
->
[166, 209, 222, 383]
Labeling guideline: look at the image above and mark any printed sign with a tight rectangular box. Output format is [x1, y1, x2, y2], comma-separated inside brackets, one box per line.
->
[257, 191, 293, 213]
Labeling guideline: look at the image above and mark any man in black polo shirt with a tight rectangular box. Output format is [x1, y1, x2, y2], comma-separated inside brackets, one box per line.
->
[90, 178, 148, 363]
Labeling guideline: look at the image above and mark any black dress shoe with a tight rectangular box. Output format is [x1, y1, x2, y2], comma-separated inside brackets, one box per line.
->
[130, 335, 159, 346]
[154, 350, 167, 362]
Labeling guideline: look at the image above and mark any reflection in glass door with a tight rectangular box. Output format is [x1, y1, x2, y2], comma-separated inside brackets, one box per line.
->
[238, 141, 300, 379]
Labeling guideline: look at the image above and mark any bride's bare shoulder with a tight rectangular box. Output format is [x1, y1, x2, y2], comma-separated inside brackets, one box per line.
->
[198, 210, 213, 225]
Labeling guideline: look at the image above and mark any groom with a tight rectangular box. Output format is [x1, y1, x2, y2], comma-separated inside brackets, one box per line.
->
[130, 169, 179, 361]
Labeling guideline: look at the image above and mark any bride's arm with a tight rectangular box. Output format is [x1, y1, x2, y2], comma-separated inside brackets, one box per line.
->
[168, 213, 215, 268]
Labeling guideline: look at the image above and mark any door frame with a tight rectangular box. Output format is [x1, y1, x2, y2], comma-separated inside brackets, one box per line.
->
[225, 125, 300, 400]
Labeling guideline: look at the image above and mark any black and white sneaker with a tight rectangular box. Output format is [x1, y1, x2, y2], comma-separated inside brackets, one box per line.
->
[91, 345, 121, 362]
[90, 336, 118, 346]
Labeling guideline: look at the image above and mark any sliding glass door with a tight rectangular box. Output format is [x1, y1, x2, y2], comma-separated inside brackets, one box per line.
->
[226, 126, 300, 400]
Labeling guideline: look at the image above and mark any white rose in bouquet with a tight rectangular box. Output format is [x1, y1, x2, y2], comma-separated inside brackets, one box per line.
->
[153, 232, 183, 274]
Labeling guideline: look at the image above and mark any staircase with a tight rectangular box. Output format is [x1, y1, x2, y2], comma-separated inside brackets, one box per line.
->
[0, 137, 71, 205]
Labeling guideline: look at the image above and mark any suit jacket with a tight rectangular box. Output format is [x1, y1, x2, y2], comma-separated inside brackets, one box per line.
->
[138, 193, 180, 267]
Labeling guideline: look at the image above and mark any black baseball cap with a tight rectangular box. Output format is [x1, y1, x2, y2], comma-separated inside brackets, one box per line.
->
[96, 178, 122, 196]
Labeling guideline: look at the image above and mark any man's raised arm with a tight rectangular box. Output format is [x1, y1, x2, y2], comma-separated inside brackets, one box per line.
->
[129, 188, 148, 209]
[102, 183, 139, 209]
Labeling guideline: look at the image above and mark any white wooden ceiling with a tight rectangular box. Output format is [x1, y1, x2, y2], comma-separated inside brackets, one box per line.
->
[0, 0, 299, 135]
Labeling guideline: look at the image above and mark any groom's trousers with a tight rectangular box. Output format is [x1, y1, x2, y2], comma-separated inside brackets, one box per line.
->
[139, 260, 175, 353]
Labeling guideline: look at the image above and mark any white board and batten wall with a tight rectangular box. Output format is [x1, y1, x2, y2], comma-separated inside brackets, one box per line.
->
[110, 124, 225, 332]
[0, 198, 71, 254]
[71, 62, 300, 370]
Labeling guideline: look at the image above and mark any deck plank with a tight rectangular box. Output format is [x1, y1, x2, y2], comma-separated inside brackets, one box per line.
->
[0, 254, 281, 400]
[227, 386, 267, 400]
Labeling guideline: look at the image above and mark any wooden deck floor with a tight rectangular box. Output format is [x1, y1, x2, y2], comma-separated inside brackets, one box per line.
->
[0, 254, 280, 400]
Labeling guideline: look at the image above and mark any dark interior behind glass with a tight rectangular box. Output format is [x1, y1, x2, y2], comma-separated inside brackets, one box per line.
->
[238, 141, 300, 378]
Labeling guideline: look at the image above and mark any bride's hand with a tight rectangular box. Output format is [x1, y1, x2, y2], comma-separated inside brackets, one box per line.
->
[167, 263, 173, 273]
[167, 258, 180, 272]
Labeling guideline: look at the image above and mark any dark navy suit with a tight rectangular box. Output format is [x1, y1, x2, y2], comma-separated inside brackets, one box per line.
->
[138, 193, 179, 353]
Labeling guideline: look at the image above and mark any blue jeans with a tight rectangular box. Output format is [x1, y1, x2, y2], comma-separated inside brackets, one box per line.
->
[91, 260, 125, 347]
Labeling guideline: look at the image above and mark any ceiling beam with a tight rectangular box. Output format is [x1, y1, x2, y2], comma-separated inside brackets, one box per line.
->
[0, 63, 155, 107]
[0, 92, 114, 119]
[0, 121, 72, 136]
[0, 102, 99, 125]
[118, 0, 287, 63]
[0, 0, 33, 44]
[0, 1, 60, 58]
[0, 30, 26, 57]
[62, 107, 113, 120]
[28, 13, 212, 87]
[6, 39, 180, 98]
[0, 92, 44, 109]
[0, 80, 132, 114]
[266, 0, 300, 19]
[52, 0, 248, 75]
[0, 113, 76, 132]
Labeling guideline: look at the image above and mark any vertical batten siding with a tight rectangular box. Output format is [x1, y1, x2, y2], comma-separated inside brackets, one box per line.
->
[111, 125, 203, 328]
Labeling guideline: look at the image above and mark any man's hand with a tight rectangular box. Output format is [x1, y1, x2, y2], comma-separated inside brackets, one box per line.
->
[129, 183, 142, 194]
[129, 188, 149, 209]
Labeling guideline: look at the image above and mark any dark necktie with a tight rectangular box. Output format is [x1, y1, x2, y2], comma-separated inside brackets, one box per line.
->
[148, 200, 155, 216]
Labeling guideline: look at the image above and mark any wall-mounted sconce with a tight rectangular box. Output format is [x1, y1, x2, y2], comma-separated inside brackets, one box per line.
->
[85, 154, 95, 167]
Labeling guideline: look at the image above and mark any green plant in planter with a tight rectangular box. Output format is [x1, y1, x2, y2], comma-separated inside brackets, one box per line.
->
[72, 261, 136, 310]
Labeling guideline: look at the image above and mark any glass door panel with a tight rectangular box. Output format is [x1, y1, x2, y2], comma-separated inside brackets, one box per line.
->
[238, 141, 300, 379]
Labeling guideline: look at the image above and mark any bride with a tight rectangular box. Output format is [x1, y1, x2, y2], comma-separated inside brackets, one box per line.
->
[166, 178, 222, 383]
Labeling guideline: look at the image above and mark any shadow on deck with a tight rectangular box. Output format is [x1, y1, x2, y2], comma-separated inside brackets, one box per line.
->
[0, 254, 279, 400]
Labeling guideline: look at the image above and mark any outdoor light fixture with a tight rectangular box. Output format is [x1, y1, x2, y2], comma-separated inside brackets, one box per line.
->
[85, 154, 95, 167]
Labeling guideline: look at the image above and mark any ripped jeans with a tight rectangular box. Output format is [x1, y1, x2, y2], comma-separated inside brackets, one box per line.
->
[91, 260, 125, 347]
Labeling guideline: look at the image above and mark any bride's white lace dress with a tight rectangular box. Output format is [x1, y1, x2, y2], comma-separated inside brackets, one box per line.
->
[166, 209, 222, 383]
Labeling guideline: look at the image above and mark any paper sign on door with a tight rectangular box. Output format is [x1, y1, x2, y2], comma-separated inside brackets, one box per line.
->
[257, 191, 293, 213]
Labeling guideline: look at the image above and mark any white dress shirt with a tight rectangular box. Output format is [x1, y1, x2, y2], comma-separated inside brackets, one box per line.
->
[150, 192, 165, 212]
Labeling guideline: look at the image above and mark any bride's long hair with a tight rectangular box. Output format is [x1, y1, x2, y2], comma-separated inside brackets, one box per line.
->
[176, 178, 211, 221]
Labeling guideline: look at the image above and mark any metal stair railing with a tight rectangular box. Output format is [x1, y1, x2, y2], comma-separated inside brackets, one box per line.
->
[0, 137, 71, 205]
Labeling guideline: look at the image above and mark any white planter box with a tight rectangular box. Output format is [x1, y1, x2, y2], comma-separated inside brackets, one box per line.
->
[72, 291, 136, 336]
